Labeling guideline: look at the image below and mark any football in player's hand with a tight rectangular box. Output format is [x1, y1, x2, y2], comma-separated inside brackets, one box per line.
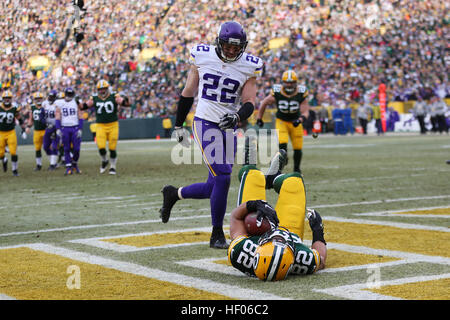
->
[244, 212, 271, 236]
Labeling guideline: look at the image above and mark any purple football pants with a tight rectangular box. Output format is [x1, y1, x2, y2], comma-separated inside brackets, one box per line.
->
[43, 127, 60, 156]
[180, 117, 237, 228]
[61, 126, 81, 165]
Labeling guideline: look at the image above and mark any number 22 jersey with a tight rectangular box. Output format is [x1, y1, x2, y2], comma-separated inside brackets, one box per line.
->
[189, 44, 263, 124]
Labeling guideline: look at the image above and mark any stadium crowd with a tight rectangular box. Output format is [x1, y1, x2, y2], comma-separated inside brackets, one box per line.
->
[0, 0, 448, 123]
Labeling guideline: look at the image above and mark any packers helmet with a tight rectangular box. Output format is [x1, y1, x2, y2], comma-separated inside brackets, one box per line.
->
[2, 90, 13, 106]
[33, 92, 44, 105]
[281, 70, 298, 94]
[97, 80, 110, 99]
[253, 228, 295, 281]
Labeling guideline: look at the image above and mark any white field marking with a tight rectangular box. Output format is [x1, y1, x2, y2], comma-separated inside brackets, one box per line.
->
[69, 226, 215, 252]
[176, 241, 450, 278]
[2, 193, 449, 237]
[323, 242, 450, 266]
[307, 143, 376, 149]
[323, 216, 449, 232]
[311, 194, 450, 209]
[0, 195, 139, 210]
[353, 205, 450, 218]
[313, 273, 450, 300]
[313, 173, 429, 185]
[20, 243, 288, 300]
[0, 213, 213, 238]
[0, 294, 16, 300]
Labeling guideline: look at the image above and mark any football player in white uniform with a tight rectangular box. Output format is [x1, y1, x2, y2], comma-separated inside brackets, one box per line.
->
[42, 90, 60, 170]
[55, 87, 84, 175]
[160, 21, 264, 248]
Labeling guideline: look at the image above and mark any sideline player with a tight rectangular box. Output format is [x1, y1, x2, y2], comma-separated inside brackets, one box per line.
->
[256, 70, 310, 173]
[81, 80, 130, 175]
[27, 92, 47, 171]
[55, 87, 83, 175]
[0, 90, 29, 176]
[160, 21, 264, 249]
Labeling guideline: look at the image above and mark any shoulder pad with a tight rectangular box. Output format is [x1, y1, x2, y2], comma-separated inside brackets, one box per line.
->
[189, 44, 212, 64]
[298, 85, 308, 94]
[272, 84, 282, 93]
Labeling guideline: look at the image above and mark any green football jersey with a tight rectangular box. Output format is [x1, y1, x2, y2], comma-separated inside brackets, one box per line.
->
[228, 232, 320, 277]
[273, 84, 309, 121]
[92, 93, 119, 123]
[31, 105, 46, 130]
[0, 104, 19, 131]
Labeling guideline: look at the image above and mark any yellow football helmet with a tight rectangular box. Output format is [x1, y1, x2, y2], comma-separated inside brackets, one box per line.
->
[2, 90, 13, 106]
[253, 228, 295, 281]
[281, 70, 298, 94]
[33, 92, 44, 105]
[97, 80, 110, 99]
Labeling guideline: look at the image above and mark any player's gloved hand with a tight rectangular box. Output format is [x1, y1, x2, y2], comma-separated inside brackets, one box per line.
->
[247, 200, 279, 229]
[306, 208, 323, 232]
[56, 129, 62, 138]
[174, 126, 191, 148]
[293, 115, 306, 128]
[307, 208, 326, 244]
[293, 118, 301, 127]
[21, 129, 27, 140]
[256, 118, 264, 128]
[218, 113, 239, 130]
[77, 130, 82, 139]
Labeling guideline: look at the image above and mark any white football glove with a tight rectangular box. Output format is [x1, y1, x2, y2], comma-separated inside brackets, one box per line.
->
[77, 129, 82, 139]
[21, 130, 27, 140]
[56, 129, 62, 138]
[218, 113, 239, 130]
[174, 126, 191, 148]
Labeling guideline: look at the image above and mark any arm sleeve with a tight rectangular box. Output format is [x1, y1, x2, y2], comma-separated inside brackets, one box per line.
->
[175, 96, 194, 127]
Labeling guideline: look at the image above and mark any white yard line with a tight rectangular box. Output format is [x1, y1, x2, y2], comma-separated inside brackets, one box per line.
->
[313, 273, 450, 300]
[21, 243, 288, 300]
[69, 227, 214, 252]
[1, 194, 448, 237]
[353, 205, 450, 218]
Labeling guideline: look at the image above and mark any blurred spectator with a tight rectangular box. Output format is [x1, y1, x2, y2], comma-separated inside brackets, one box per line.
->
[386, 107, 399, 131]
[412, 95, 428, 134]
[0, 0, 447, 122]
[433, 96, 449, 134]
[356, 100, 372, 134]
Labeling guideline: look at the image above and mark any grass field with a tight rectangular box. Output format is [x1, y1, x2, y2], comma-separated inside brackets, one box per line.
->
[0, 132, 449, 301]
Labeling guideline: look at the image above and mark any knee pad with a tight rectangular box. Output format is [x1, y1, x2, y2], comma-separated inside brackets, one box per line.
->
[237, 167, 266, 206]
[11, 155, 18, 162]
[109, 150, 117, 159]
[99, 148, 107, 156]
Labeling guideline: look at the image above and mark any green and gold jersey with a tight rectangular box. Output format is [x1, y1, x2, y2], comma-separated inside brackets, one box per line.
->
[92, 93, 119, 123]
[31, 104, 46, 131]
[272, 84, 309, 121]
[0, 104, 19, 131]
[228, 232, 320, 277]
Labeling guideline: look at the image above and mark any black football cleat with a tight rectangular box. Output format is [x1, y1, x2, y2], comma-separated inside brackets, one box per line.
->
[159, 185, 179, 223]
[12, 170, 19, 177]
[34, 165, 42, 171]
[209, 228, 229, 249]
[2, 158, 7, 172]
[210, 237, 229, 249]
